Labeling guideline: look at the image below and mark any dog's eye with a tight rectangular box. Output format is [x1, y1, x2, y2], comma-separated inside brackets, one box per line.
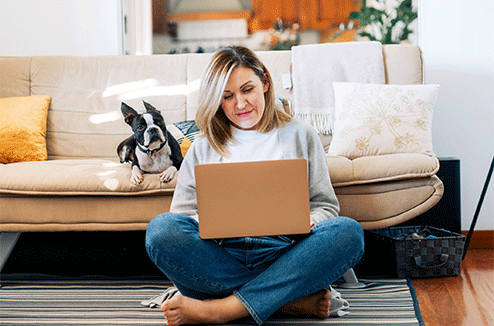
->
[137, 126, 144, 131]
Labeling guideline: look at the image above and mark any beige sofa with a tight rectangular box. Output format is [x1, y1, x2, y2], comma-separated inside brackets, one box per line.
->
[0, 45, 443, 271]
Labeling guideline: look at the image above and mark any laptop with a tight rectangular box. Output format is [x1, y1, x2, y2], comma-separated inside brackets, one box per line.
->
[195, 158, 311, 239]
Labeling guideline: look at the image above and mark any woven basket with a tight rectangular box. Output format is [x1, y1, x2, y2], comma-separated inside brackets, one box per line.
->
[367, 226, 465, 278]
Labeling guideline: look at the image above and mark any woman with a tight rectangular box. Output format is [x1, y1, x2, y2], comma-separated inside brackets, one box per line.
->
[145, 46, 364, 326]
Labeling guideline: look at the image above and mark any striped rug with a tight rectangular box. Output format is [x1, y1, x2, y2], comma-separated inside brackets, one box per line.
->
[0, 276, 423, 325]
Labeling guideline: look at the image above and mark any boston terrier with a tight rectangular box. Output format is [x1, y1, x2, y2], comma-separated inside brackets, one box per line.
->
[117, 101, 183, 185]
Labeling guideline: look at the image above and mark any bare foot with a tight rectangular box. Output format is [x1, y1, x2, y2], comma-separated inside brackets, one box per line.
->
[279, 289, 332, 319]
[161, 293, 249, 326]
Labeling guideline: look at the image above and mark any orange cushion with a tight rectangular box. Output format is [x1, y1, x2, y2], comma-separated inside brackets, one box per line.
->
[0, 95, 51, 164]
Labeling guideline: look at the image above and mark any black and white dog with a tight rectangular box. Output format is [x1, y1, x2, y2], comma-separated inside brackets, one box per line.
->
[117, 101, 183, 185]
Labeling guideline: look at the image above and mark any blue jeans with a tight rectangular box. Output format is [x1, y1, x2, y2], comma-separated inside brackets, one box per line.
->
[145, 213, 364, 325]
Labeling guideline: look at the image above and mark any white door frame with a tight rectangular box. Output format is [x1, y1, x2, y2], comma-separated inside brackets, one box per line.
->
[122, 0, 153, 55]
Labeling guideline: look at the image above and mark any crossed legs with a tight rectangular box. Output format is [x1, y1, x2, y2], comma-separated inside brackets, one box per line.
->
[146, 213, 364, 325]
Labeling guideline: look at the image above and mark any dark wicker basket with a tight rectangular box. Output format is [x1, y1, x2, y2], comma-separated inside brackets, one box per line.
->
[366, 226, 465, 278]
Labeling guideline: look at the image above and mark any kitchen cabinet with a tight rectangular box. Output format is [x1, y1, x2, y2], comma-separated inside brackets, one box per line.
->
[153, 0, 166, 34]
[249, 0, 359, 32]
[153, 0, 359, 35]
[249, 0, 305, 31]
[308, 0, 358, 30]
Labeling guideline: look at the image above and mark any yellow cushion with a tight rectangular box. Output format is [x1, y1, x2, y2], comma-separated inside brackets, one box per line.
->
[166, 120, 199, 157]
[0, 95, 51, 164]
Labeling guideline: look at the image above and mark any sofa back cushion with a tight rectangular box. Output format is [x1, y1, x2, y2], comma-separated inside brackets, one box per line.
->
[31, 55, 189, 159]
[0, 58, 31, 98]
[0, 45, 422, 160]
[382, 45, 423, 85]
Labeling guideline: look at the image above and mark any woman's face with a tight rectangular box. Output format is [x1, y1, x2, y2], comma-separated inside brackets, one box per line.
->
[221, 66, 269, 131]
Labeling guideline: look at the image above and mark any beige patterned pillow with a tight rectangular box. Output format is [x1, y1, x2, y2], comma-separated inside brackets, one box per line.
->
[329, 83, 439, 159]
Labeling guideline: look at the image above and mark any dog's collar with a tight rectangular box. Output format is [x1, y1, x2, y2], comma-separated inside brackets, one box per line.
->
[137, 141, 166, 155]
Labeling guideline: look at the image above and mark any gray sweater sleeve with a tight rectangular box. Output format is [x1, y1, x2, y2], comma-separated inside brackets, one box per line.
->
[304, 124, 340, 223]
[168, 137, 206, 221]
[278, 119, 340, 223]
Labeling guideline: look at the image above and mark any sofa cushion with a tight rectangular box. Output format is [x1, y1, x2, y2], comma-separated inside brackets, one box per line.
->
[0, 95, 51, 164]
[167, 120, 200, 157]
[0, 194, 170, 232]
[0, 153, 439, 196]
[329, 83, 439, 159]
[0, 159, 175, 196]
[327, 153, 440, 187]
[336, 175, 443, 229]
[0, 58, 31, 98]
[29, 56, 189, 160]
[382, 44, 423, 85]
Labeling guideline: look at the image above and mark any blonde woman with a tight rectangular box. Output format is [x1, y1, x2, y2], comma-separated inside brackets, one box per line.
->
[146, 46, 364, 326]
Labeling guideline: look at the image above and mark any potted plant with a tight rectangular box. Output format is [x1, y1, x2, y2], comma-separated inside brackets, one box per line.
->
[347, 0, 417, 44]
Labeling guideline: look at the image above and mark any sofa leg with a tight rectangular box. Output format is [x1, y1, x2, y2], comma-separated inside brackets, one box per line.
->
[338, 268, 367, 289]
[0, 232, 21, 274]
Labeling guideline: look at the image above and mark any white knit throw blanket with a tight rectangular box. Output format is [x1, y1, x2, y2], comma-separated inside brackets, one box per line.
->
[291, 41, 385, 134]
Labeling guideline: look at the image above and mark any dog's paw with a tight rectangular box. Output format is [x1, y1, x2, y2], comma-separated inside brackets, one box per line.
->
[131, 166, 143, 185]
[160, 166, 177, 183]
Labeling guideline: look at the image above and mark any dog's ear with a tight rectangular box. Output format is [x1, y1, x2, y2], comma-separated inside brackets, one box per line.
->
[121, 102, 138, 125]
[143, 101, 161, 114]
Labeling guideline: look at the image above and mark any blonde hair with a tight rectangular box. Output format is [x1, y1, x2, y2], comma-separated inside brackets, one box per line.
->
[196, 46, 292, 157]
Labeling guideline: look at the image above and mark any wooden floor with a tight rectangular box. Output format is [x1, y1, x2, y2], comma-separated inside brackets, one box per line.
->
[412, 249, 494, 326]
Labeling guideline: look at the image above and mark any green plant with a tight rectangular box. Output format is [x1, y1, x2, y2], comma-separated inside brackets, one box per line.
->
[349, 0, 417, 44]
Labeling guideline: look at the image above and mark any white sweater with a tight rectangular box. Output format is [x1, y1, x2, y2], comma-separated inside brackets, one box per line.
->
[221, 126, 283, 163]
[170, 119, 340, 224]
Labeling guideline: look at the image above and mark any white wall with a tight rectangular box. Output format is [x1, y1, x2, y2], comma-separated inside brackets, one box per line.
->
[418, 0, 494, 230]
[0, 0, 123, 56]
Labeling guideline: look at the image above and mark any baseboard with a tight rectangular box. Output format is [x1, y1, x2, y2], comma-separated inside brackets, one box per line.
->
[461, 230, 494, 249]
